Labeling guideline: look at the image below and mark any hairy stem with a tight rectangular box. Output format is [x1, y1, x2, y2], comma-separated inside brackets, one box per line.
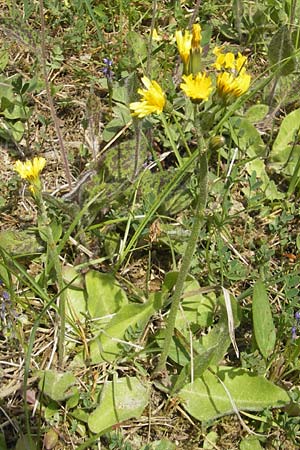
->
[154, 148, 208, 374]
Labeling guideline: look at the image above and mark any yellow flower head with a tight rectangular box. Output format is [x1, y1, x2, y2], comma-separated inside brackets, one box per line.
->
[213, 47, 251, 101]
[14, 157, 46, 183]
[216, 71, 251, 100]
[14, 157, 46, 195]
[191, 24, 202, 50]
[213, 47, 235, 70]
[129, 76, 166, 118]
[180, 73, 213, 102]
[175, 29, 192, 65]
[213, 47, 248, 75]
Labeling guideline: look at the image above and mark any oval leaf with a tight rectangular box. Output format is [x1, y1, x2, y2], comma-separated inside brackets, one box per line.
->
[89, 292, 162, 363]
[88, 377, 149, 434]
[270, 108, 300, 175]
[268, 25, 296, 76]
[252, 280, 276, 359]
[37, 370, 77, 402]
[179, 367, 290, 422]
[86, 270, 128, 319]
[240, 436, 263, 450]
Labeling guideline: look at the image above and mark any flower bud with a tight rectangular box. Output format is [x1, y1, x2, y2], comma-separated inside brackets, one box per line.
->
[208, 135, 226, 151]
[189, 24, 202, 75]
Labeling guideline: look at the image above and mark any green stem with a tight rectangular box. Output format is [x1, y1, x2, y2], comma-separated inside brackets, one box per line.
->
[154, 148, 208, 374]
[39, 197, 66, 368]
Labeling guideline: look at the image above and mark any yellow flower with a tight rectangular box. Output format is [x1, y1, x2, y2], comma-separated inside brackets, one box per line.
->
[175, 29, 192, 65]
[213, 47, 251, 101]
[191, 24, 201, 50]
[216, 71, 251, 99]
[180, 73, 213, 102]
[14, 157, 46, 195]
[213, 47, 235, 70]
[213, 47, 248, 75]
[14, 157, 46, 183]
[129, 76, 166, 118]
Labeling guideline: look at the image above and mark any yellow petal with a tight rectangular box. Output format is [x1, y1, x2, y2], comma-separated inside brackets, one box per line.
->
[129, 77, 166, 118]
[180, 73, 213, 101]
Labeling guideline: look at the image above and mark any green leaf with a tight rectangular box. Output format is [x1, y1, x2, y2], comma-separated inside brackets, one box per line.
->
[145, 440, 176, 450]
[44, 401, 60, 422]
[88, 376, 149, 433]
[175, 280, 216, 332]
[229, 116, 264, 156]
[62, 266, 86, 324]
[179, 367, 290, 422]
[203, 431, 218, 449]
[273, 108, 300, 154]
[155, 328, 199, 366]
[1, 98, 30, 120]
[6, 120, 25, 141]
[240, 436, 263, 450]
[268, 25, 296, 76]
[66, 286, 87, 325]
[200, 294, 241, 366]
[0, 230, 43, 256]
[229, 117, 283, 200]
[112, 85, 130, 104]
[50, 219, 62, 243]
[89, 292, 161, 363]
[86, 270, 128, 320]
[252, 280, 276, 359]
[66, 390, 80, 409]
[38, 370, 77, 402]
[297, 234, 300, 251]
[245, 104, 268, 123]
[269, 108, 300, 176]
[127, 30, 148, 65]
[62, 265, 83, 289]
[157, 293, 240, 387]
[102, 117, 128, 141]
[70, 408, 89, 423]
[0, 48, 9, 71]
[245, 158, 284, 200]
[172, 345, 217, 393]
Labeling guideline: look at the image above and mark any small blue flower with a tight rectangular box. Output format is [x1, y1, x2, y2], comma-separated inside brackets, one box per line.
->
[102, 58, 114, 81]
[103, 57, 113, 66]
[295, 311, 300, 321]
[292, 326, 297, 340]
[2, 291, 10, 300]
